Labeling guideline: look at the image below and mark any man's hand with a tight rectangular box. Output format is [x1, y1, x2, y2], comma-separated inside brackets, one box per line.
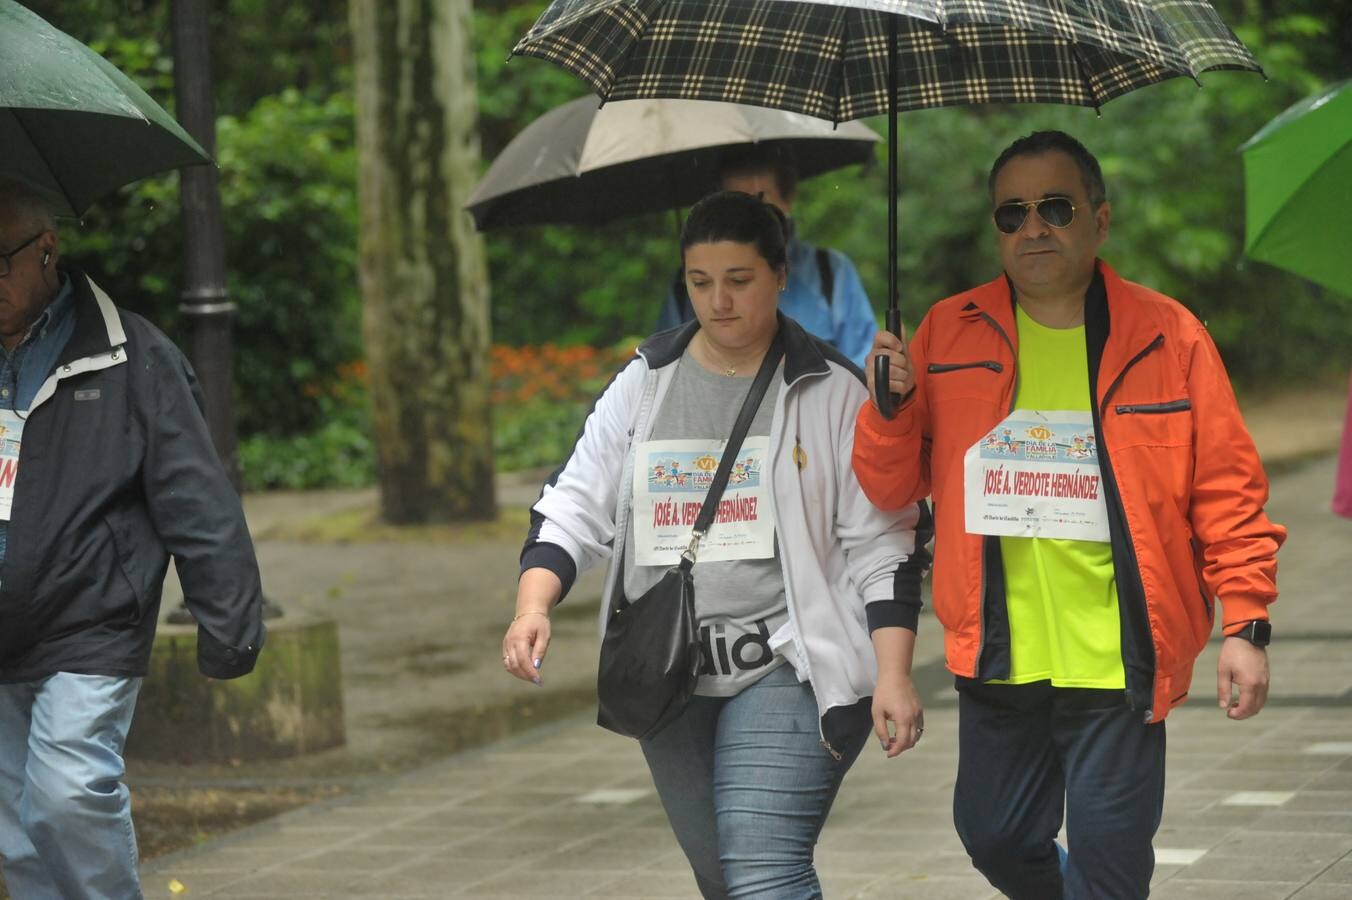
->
[1217, 636, 1269, 719]
[865, 326, 912, 411]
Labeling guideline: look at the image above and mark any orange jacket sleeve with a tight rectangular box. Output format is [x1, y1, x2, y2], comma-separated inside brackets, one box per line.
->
[1182, 322, 1286, 628]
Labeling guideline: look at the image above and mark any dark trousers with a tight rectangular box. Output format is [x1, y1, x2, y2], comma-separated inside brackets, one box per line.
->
[953, 680, 1166, 900]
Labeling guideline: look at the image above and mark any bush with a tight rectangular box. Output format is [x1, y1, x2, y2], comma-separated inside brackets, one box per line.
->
[238, 362, 373, 491]
[238, 343, 639, 489]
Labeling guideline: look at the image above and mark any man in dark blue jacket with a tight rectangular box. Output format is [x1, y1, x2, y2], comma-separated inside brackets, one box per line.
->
[0, 176, 265, 899]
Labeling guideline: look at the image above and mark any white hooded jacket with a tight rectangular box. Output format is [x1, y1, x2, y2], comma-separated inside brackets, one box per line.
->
[521, 316, 930, 750]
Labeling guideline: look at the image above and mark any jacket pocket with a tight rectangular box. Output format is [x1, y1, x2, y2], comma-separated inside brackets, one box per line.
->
[928, 361, 1004, 374]
[1114, 399, 1191, 415]
[1109, 398, 1193, 452]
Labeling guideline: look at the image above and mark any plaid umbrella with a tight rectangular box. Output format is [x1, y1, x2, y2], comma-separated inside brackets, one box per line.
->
[513, 0, 1260, 413]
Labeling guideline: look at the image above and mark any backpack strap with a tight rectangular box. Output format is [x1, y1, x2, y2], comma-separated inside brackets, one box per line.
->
[816, 247, 834, 306]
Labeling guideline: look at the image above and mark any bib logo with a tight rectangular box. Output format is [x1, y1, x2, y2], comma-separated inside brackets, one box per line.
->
[700, 619, 773, 676]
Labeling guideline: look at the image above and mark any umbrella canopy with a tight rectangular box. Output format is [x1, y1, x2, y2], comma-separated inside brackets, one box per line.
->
[1241, 79, 1352, 297]
[467, 95, 879, 230]
[0, 0, 210, 216]
[513, 0, 1259, 121]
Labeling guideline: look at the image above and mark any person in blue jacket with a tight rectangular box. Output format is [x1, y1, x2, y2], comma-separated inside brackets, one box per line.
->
[654, 145, 877, 369]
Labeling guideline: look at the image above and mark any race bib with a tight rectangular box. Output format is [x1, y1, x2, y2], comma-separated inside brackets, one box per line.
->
[963, 410, 1109, 542]
[631, 438, 775, 566]
[0, 409, 23, 521]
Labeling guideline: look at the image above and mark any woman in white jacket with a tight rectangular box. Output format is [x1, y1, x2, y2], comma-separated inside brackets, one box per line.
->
[502, 191, 929, 899]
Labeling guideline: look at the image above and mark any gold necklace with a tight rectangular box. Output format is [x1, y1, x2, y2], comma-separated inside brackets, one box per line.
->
[696, 335, 743, 376]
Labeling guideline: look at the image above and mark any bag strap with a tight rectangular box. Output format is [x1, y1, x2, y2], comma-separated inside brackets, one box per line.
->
[681, 332, 785, 568]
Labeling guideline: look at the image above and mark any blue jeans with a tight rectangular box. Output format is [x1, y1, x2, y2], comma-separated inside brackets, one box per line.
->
[953, 680, 1166, 900]
[640, 665, 871, 899]
[0, 673, 143, 900]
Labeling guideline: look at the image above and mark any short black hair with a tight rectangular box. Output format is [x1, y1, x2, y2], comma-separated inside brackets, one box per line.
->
[681, 190, 790, 272]
[717, 144, 800, 201]
[988, 131, 1107, 207]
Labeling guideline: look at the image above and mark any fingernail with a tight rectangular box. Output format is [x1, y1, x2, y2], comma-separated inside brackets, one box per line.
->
[533, 659, 542, 669]
[879, 739, 889, 750]
[532, 677, 541, 686]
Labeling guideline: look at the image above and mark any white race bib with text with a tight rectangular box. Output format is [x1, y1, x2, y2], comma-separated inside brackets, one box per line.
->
[632, 438, 775, 566]
[963, 410, 1109, 542]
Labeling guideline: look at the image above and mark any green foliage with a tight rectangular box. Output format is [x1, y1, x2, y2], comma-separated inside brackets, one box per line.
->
[491, 396, 591, 471]
[236, 367, 373, 486]
[60, 87, 361, 437]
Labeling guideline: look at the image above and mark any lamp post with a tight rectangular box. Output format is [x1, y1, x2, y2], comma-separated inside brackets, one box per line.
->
[169, 0, 281, 620]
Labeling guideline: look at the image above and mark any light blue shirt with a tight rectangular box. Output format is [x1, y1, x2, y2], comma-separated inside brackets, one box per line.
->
[0, 276, 77, 563]
[656, 230, 877, 369]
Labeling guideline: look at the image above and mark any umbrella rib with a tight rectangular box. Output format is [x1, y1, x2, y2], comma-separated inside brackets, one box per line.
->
[8, 108, 80, 214]
[831, 8, 849, 127]
[599, 12, 656, 103]
[1068, 43, 1104, 114]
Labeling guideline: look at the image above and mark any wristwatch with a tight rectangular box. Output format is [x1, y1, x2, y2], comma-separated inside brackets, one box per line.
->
[1230, 620, 1272, 647]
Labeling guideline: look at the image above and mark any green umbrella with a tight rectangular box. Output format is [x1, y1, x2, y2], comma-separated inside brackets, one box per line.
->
[1241, 80, 1352, 297]
[0, 0, 210, 216]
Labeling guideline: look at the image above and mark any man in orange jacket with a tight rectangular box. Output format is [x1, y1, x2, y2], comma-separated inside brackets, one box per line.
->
[853, 131, 1285, 899]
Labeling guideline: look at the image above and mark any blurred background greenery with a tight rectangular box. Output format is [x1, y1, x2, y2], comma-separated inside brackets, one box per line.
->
[26, 0, 1352, 488]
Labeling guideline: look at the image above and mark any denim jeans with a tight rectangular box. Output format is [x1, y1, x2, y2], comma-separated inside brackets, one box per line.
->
[952, 680, 1166, 900]
[0, 673, 143, 900]
[640, 665, 871, 899]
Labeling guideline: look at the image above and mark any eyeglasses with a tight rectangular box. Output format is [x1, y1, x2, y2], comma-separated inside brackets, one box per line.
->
[0, 231, 45, 278]
[992, 197, 1078, 234]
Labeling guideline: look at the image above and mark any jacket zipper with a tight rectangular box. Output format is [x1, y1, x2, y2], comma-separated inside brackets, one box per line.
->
[971, 312, 1019, 679]
[768, 376, 840, 760]
[1097, 332, 1166, 721]
[928, 361, 1004, 374]
[1115, 398, 1191, 415]
[1099, 334, 1164, 416]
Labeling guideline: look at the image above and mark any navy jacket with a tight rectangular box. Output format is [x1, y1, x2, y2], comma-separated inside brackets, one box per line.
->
[0, 270, 264, 681]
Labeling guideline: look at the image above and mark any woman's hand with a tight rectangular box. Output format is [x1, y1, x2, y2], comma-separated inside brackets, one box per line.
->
[872, 672, 924, 758]
[503, 568, 563, 685]
[869, 625, 922, 758]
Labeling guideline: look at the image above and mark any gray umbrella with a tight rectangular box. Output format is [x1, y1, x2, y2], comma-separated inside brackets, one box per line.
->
[467, 95, 879, 230]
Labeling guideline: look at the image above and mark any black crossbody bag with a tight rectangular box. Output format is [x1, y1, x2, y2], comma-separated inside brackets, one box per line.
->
[596, 336, 784, 740]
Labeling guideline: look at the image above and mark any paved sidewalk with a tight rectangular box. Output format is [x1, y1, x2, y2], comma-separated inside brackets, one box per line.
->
[137, 453, 1352, 898]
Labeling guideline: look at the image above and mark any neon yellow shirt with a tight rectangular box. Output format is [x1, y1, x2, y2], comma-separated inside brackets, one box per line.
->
[995, 305, 1124, 688]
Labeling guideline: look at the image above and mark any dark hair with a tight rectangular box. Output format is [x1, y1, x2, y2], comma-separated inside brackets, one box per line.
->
[717, 144, 799, 201]
[988, 130, 1107, 207]
[681, 190, 790, 272]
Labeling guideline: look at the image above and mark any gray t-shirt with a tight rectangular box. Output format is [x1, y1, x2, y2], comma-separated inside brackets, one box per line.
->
[624, 349, 788, 697]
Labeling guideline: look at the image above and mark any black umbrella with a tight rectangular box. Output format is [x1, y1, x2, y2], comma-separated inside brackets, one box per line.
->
[512, 0, 1261, 415]
[467, 95, 879, 230]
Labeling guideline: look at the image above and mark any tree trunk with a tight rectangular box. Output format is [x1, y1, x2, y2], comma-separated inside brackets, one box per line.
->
[350, 0, 495, 523]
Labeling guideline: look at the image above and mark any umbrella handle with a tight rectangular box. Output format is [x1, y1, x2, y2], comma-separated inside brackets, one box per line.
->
[872, 308, 901, 420]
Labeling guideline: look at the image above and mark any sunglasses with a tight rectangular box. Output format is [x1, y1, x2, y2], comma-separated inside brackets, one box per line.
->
[992, 197, 1078, 234]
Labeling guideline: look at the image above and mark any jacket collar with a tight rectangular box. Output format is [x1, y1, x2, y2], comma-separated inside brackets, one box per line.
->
[956, 260, 1161, 343]
[638, 312, 842, 386]
[55, 268, 126, 366]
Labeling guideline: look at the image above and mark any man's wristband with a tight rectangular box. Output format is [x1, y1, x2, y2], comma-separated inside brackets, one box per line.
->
[1227, 620, 1271, 647]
